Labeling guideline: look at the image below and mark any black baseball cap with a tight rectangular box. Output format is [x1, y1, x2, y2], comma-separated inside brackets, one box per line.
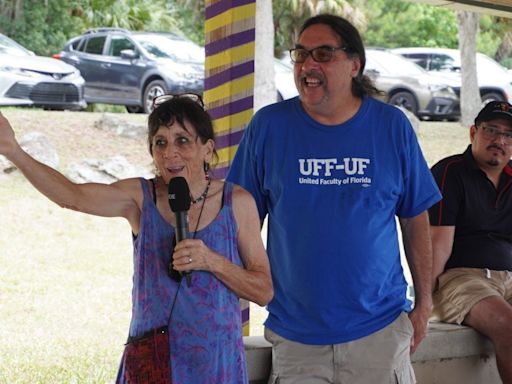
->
[474, 101, 512, 125]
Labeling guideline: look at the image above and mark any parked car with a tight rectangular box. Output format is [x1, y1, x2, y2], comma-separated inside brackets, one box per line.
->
[365, 48, 459, 120]
[54, 28, 205, 114]
[391, 47, 512, 104]
[0, 33, 86, 110]
[55, 28, 297, 113]
[274, 59, 298, 100]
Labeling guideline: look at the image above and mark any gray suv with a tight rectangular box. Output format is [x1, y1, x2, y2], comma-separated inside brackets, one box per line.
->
[55, 28, 204, 113]
[365, 49, 459, 120]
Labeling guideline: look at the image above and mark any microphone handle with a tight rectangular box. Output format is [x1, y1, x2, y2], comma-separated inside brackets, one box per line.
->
[175, 211, 189, 242]
[174, 211, 192, 286]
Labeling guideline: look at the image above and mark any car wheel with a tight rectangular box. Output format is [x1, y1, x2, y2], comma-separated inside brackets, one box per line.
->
[143, 80, 167, 114]
[481, 92, 504, 105]
[388, 91, 418, 117]
[126, 105, 144, 114]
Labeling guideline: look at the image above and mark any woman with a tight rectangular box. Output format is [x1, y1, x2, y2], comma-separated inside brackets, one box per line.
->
[0, 94, 273, 383]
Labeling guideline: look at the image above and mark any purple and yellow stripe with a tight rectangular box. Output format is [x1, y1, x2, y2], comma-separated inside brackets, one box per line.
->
[204, 0, 256, 180]
[204, 0, 255, 335]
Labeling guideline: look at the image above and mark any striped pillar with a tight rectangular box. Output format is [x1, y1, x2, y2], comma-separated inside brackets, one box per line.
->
[204, 0, 256, 335]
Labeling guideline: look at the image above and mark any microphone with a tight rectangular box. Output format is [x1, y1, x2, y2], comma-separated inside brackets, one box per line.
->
[168, 177, 192, 286]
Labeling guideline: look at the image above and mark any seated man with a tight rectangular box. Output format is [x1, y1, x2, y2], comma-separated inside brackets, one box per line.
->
[429, 101, 512, 383]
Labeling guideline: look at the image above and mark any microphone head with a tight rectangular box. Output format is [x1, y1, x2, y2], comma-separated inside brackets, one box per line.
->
[168, 177, 191, 212]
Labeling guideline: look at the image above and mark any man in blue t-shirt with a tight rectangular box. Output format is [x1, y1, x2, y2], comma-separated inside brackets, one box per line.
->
[429, 101, 512, 383]
[227, 14, 440, 383]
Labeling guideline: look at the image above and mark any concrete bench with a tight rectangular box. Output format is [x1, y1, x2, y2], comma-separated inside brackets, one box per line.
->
[244, 322, 500, 384]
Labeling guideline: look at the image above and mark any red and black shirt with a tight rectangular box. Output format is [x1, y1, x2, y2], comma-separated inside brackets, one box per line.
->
[429, 145, 512, 271]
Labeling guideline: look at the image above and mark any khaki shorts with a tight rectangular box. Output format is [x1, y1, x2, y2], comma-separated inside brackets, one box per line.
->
[432, 267, 512, 324]
[265, 312, 415, 384]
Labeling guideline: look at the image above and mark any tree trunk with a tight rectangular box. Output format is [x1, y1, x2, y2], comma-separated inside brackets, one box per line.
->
[254, 0, 276, 112]
[495, 30, 512, 63]
[0, 0, 22, 23]
[457, 10, 481, 127]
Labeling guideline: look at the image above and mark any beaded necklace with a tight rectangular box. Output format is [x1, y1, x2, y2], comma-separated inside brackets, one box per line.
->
[190, 177, 211, 205]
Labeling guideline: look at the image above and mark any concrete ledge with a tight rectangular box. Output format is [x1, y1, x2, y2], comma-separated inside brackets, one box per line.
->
[244, 336, 272, 384]
[244, 322, 499, 384]
[412, 321, 494, 361]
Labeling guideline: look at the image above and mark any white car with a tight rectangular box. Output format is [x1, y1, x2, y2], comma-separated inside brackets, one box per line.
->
[274, 59, 298, 101]
[391, 47, 512, 104]
[0, 33, 86, 110]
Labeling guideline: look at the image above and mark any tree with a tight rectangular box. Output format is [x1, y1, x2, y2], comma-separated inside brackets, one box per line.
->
[255, 0, 276, 111]
[0, 1, 84, 56]
[458, 10, 481, 127]
[476, 15, 512, 70]
[273, 0, 365, 57]
[171, 0, 205, 45]
[0, 0, 177, 56]
[363, 0, 458, 49]
[77, 0, 175, 32]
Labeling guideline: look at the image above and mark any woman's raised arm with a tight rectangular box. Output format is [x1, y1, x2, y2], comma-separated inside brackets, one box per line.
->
[0, 111, 142, 231]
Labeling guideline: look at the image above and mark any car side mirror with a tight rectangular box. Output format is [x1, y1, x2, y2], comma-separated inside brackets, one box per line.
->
[120, 49, 138, 60]
[365, 68, 380, 80]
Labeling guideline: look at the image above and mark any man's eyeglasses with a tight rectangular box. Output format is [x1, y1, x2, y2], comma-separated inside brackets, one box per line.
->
[152, 93, 204, 109]
[289, 45, 349, 64]
[479, 125, 512, 145]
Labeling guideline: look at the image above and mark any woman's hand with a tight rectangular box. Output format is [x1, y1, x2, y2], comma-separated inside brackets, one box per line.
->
[0, 111, 20, 158]
[172, 238, 219, 273]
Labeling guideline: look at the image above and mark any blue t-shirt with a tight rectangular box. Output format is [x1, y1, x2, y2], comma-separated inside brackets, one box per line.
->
[227, 96, 440, 344]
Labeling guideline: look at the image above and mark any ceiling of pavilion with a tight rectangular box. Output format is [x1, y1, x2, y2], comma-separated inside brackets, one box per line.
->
[409, 0, 512, 18]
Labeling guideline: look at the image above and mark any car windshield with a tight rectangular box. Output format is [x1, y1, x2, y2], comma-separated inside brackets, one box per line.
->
[0, 34, 31, 56]
[134, 34, 204, 63]
[367, 50, 426, 76]
[430, 55, 456, 71]
[435, 52, 507, 74]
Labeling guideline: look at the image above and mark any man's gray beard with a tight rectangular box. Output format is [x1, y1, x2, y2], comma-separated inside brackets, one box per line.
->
[486, 159, 499, 166]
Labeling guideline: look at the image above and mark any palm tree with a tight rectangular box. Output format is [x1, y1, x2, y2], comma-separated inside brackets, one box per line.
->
[78, 0, 175, 31]
[273, 0, 366, 56]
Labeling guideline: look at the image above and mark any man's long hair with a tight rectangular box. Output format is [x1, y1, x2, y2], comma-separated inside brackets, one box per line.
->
[300, 14, 381, 98]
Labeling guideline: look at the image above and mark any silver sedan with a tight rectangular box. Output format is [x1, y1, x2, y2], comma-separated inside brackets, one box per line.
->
[0, 33, 86, 110]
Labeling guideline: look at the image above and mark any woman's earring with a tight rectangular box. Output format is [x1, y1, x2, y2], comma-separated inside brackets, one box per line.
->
[204, 161, 210, 179]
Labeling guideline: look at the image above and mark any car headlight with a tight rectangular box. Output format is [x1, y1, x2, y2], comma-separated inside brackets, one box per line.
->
[172, 69, 201, 81]
[429, 83, 456, 96]
[63, 69, 82, 80]
[162, 64, 202, 82]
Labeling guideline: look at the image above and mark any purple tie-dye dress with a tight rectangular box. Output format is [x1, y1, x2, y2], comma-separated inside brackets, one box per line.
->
[116, 179, 248, 384]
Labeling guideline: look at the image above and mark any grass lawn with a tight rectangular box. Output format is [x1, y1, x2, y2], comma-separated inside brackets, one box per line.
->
[0, 108, 471, 383]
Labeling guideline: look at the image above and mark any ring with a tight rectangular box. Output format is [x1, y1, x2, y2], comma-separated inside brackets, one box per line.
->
[188, 257, 192, 264]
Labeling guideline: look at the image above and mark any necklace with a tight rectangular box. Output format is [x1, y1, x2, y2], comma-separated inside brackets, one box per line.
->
[190, 177, 211, 205]
[192, 186, 207, 236]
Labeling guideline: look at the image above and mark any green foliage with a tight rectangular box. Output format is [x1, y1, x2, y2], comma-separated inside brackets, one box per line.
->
[0, 0, 190, 57]
[0, 0, 510, 66]
[363, 0, 458, 49]
[477, 29, 501, 58]
[501, 57, 512, 69]
[477, 15, 511, 60]
[273, 0, 365, 57]
[171, 0, 205, 46]
[77, 0, 176, 31]
[0, 1, 84, 56]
